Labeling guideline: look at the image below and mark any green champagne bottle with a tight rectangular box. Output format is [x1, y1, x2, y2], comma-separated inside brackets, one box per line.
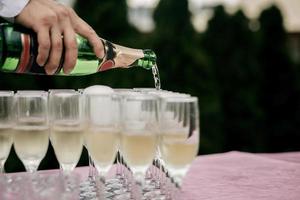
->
[0, 23, 156, 76]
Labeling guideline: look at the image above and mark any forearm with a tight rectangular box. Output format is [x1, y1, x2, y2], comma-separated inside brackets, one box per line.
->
[0, 0, 30, 22]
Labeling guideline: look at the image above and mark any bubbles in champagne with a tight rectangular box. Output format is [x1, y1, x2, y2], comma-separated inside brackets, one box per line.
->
[50, 125, 84, 171]
[14, 126, 49, 168]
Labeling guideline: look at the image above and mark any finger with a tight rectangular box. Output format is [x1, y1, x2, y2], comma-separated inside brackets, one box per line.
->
[62, 26, 77, 74]
[45, 27, 63, 75]
[36, 27, 51, 66]
[68, 9, 104, 59]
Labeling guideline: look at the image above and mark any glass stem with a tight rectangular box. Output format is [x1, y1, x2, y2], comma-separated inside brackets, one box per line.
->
[164, 172, 173, 199]
[99, 175, 106, 184]
[173, 175, 183, 189]
[88, 155, 95, 180]
[134, 172, 146, 199]
[25, 165, 38, 173]
[0, 160, 5, 173]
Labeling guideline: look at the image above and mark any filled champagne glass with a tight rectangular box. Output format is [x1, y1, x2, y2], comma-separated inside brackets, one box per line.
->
[159, 96, 199, 188]
[0, 91, 14, 173]
[146, 91, 191, 197]
[49, 90, 84, 173]
[84, 87, 132, 199]
[84, 93, 121, 183]
[78, 88, 97, 180]
[120, 93, 159, 197]
[13, 91, 49, 173]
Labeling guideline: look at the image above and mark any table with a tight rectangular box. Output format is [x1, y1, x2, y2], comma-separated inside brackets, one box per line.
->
[6, 151, 300, 199]
[182, 151, 300, 200]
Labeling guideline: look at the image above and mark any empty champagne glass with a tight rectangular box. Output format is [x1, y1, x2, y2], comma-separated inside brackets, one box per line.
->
[159, 96, 199, 189]
[0, 91, 14, 173]
[49, 90, 84, 173]
[13, 91, 49, 173]
[120, 93, 159, 198]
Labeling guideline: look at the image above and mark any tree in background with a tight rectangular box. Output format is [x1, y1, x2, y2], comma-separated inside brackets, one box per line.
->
[201, 6, 263, 152]
[257, 6, 300, 152]
[152, 0, 199, 92]
[74, 0, 136, 43]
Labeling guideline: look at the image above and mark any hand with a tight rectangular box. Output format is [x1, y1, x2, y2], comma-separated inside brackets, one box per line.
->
[15, 0, 105, 74]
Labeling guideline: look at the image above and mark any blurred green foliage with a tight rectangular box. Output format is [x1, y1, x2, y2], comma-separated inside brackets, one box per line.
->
[1, 0, 300, 172]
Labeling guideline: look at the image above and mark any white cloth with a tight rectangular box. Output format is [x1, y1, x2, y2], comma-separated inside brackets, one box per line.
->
[0, 0, 29, 22]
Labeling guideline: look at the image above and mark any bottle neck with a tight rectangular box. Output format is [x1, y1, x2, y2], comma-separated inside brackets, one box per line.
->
[97, 40, 156, 71]
[75, 37, 157, 72]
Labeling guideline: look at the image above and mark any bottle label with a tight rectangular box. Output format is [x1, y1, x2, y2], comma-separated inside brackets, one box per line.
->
[98, 40, 116, 71]
[18, 33, 46, 74]
[1, 25, 46, 74]
[98, 40, 144, 72]
[17, 34, 31, 73]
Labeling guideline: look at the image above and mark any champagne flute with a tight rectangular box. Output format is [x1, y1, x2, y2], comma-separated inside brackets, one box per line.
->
[78, 89, 96, 180]
[120, 93, 159, 198]
[49, 90, 84, 173]
[159, 96, 199, 190]
[84, 93, 121, 198]
[77, 89, 99, 199]
[142, 91, 190, 199]
[13, 91, 49, 173]
[113, 89, 137, 198]
[0, 91, 14, 173]
[82, 86, 115, 181]
[78, 89, 95, 178]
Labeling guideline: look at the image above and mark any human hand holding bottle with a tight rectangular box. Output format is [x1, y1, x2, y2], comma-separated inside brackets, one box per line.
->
[14, 0, 105, 75]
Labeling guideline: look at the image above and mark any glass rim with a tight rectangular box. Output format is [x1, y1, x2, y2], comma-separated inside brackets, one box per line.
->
[123, 92, 158, 100]
[114, 88, 133, 91]
[153, 92, 191, 99]
[133, 88, 159, 92]
[16, 90, 48, 97]
[0, 91, 14, 96]
[113, 89, 133, 95]
[133, 87, 156, 90]
[48, 89, 76, 94]
[85, 92, 118, 97]
[49, 90, 79, 96]
[77, 89, 84, 93]
[161, 96, 198, 103]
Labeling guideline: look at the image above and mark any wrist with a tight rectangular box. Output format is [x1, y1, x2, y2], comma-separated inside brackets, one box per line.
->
[0, 0, 30, 18]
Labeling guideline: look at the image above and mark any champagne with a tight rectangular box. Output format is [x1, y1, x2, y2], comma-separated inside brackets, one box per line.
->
[13, 126, 49, 165]
[85, 129, 119, 173]
[121, 132, 157, 172]
[152, 64, 161, 90]
[0, 23, 157, 75]
[160, 132, 198, 183]
[50, 125, 84, 170]
[0, 126, 13, 163]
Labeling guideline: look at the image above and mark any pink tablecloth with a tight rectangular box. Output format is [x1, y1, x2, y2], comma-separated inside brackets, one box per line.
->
[182, 151, 300, 200]
[55, 151, 300, 199]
